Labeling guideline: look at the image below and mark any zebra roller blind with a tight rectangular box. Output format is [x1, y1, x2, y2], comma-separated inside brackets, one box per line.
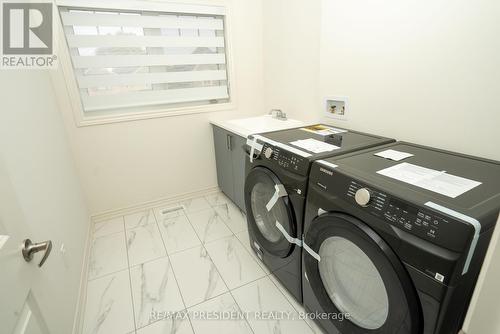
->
[59, 4, 230, 114]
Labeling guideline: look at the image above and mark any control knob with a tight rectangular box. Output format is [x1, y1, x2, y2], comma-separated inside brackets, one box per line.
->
[264, 147, 273, 159]
[355, 188, 371, 207]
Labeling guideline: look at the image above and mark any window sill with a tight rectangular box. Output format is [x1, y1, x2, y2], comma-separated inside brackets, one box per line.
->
[75, 101, 236, 127]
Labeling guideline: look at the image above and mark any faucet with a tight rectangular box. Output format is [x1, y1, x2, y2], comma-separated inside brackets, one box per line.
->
[269, 109, 287, 121]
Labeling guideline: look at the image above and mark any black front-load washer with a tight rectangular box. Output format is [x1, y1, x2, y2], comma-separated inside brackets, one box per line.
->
[243, 124, 395, 303]
[302, 142, 500, 334]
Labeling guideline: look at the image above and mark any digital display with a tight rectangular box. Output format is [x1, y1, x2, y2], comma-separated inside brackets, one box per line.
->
[390, 199, 417, 215]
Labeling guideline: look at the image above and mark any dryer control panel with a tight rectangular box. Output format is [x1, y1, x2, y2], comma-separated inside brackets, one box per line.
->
[345, 179, 471, 252]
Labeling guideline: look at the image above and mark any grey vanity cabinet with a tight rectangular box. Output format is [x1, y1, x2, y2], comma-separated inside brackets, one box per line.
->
[230, 134, 247, 211]
[212, 125, 247, 212]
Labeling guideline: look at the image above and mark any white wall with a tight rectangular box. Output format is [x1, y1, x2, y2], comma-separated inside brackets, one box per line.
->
[264, 0, 500, 161]
[263, 0, 500, 331]
[0, 71, 89, 333]
[55, 0, 265, 214]
[319, 0, 500, 161]
[263, 0, 321, 123]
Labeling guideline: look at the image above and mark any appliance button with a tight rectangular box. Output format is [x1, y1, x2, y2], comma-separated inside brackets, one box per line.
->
[355, 188, 371, 207]
[264, 147, 273, 159]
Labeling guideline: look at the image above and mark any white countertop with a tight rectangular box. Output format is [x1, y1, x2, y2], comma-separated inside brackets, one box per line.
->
[210, 115, 305, 138]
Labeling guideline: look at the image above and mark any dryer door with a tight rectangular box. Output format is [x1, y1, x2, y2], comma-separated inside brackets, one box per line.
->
[244, 166, 296, 258]
[303, 212, 422, 334]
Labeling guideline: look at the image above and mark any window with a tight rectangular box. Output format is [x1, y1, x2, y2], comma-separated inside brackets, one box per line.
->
[58, 2, 231, 121]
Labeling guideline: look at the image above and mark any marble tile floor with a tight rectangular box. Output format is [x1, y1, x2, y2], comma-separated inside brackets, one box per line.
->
[83, 192, 324, 334]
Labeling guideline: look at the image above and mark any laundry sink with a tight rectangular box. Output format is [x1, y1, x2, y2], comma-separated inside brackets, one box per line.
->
[211, 115, 305, 138]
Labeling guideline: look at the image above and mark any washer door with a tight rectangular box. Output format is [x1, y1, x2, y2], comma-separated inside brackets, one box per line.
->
[303, 212, 422, 334]
[244, 167, 296, 258]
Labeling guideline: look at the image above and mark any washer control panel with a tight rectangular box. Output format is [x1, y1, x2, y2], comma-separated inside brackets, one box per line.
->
[345, 179, 464, 247]
[383, 199, 444, 241]
[262, 143, 308, 175]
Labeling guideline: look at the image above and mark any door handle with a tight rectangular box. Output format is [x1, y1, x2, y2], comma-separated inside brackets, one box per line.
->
[226, 134, 232, 150]
[22, 239, 52, 267]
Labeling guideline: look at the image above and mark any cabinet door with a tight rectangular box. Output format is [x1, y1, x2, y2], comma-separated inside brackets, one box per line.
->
[230, 134, 247, 213]
[212, 125, 234, 200]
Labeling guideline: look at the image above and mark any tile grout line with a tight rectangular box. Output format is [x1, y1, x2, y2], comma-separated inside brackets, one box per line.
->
[83, 195, 215, 333]
[79, 217, 97, 334]
[90, 193, 310, 334]
[184, 199, 227, 247]
[207, 196, 246, 235]
[204, 195, 272, 289]
[181, 205, 245, 332]
[268, 276, 317, 332]
[92, 218, 126, 239]
[86, 225, 268, 309]
[190, 243, 256, 333]
[208, 196, 315, 331]
[205, 231, 268, 283]
[86, 231, 129, 282]
[122, 216, 139, 334]
[181, 208, 230, 331]
[204, 197, 273, 275]
[234, 234, 271, 274]
[92, 229, 124, 239]
[199, 194, 257, 334]
[136, 202, 274, 333]
[152, 207, 197, 334]
[87, 221, 165, 282]
[226, 288, 256, 334]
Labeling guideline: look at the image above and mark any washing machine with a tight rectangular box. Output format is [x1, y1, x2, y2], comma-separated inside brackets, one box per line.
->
[243, 124, 395, 302]
[302, 142, 500, 334]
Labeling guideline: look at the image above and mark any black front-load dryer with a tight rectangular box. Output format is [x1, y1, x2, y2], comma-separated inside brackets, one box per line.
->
[243, 124, 395, 303]
[302, 142, 500, 334]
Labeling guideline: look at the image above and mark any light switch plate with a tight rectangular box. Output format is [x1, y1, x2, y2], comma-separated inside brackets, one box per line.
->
[324, 96, 348, 121]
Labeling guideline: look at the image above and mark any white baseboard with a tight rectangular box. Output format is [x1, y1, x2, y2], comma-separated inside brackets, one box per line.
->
[71, 218, 93, 334]
[91, 186, 220, 223]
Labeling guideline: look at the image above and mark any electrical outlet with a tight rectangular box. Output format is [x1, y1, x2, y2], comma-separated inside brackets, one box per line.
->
[324, 97, 348, 120]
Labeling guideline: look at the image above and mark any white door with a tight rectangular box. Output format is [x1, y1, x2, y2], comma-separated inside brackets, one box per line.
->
[0, 71, 89, 334]
[0, 159, 50, 334]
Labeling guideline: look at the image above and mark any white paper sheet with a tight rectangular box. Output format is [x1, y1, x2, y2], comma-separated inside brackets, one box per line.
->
[375, 149, 414, 161]
[417, 173, 482, 198]
[377, 162, 481, 198]
[300, 125, 347, 136]
[290, 138, 340, 154]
